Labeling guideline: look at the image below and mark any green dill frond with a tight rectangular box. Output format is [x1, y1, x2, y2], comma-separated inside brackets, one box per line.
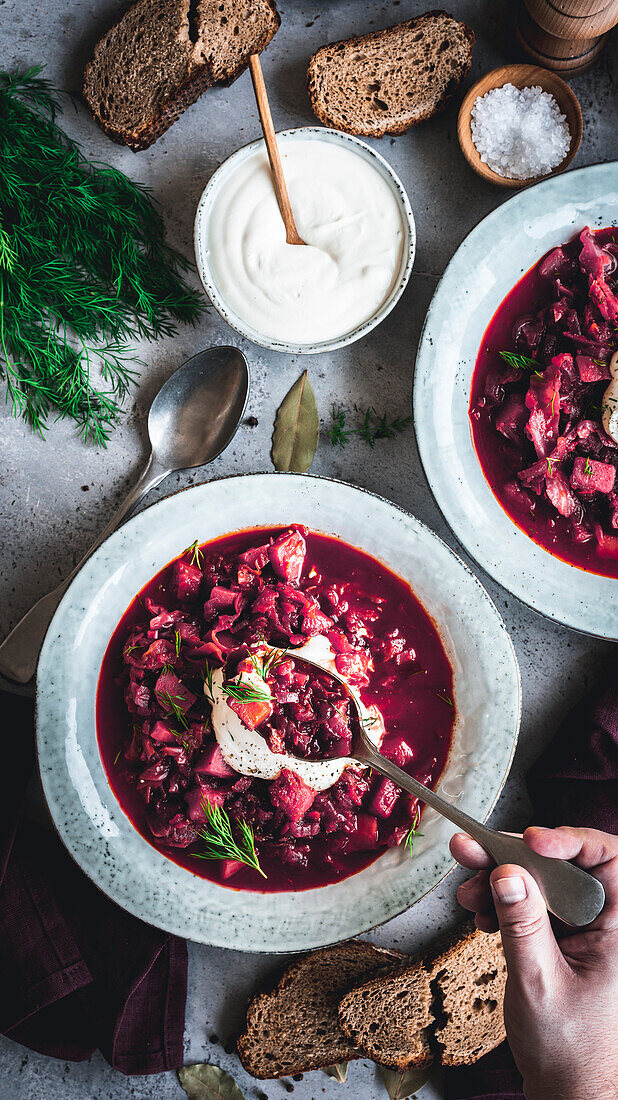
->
[0, 66, 204, 442]
[328, 404, 411, 448]
[195, 797, 266, 877]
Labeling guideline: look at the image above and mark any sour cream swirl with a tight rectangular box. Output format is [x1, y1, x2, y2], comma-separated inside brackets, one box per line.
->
[207, 636, 384, 790]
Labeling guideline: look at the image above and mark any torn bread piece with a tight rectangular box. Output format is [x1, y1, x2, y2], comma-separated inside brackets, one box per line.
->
[83, 0, 280, 150]
[237, 940, 407, 1078]
[338, 925, 506, 1069]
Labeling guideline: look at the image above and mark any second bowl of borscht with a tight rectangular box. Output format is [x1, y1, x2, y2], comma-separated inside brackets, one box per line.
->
[414, 162, 618, 639]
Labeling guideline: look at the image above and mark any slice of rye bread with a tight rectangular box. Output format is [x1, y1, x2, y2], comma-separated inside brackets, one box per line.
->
[83, 0, 279, 150]
[307, 11, 474, 138]
[338, 924, 507, 1070]
[237, 940, 408, 1079]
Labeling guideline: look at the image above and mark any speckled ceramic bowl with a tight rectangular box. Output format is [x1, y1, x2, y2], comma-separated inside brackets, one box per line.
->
[193, 127, 415, 355]
[36, 474, 520, 952]
[414, 162, 618, 639]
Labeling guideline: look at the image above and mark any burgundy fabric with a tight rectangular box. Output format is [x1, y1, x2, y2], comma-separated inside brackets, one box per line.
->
[445, 662, 618, 1100]
[0, 690, 187, 1075]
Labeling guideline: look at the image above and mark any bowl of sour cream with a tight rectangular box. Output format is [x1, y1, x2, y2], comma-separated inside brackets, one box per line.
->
[194, 127, 415, 353]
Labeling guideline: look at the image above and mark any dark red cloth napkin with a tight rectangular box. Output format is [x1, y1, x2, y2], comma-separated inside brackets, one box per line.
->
[445, 662, 618, 1100]
[0, 690, 187, 1075]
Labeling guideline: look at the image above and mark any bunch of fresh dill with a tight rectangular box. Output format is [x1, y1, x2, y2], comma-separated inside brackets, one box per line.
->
[0, 66, 204, 443]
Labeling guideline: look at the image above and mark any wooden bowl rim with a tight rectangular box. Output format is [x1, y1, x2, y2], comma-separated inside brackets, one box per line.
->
[457, 64, 583, 189]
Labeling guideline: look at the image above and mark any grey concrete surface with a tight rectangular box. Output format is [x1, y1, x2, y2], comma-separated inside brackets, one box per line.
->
[0, 0, 616, 1097]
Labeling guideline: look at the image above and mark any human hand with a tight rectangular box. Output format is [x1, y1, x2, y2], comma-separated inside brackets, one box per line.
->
[450, 826, 618, 1100]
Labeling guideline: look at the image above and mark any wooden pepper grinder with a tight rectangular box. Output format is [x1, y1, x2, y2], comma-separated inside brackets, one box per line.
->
[516, 0, 618, 74]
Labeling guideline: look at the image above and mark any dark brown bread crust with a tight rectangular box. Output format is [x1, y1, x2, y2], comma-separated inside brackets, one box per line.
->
[85, 63, 215, 151]
[82, 0, 280, 151]
[307, 10, 475, 138]
[237, 940, 408, 1079]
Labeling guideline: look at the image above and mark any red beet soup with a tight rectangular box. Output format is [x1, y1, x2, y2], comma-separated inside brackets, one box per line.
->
[97, 525, 455, 892]
[470, 226, 618, 578]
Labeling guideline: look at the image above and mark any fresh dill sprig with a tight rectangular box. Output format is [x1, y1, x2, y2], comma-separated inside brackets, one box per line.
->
[194, 797, 266, 877]
[0, 66, 204, 443]
[499, 351, 540, 372]
[435, 690, 454, 708]
[174, 629, 182, 657]
[250, 645, 286, 681]
[113, 748, 122, 766]
[329, 405, 411, 448]
[221, 677, 272, 704]
[202, 659, 215, 702]
[156, 688, 190, 729]
[183, 538, 204, 567]
[403, 806, 423, 853]
[584, 457, 593, 476]
[170, 727, 191, 753]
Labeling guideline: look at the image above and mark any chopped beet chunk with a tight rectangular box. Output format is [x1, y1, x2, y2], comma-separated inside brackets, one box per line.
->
[269, 529, 307, 584]
[269, 769, 316, 821]
[171, 559, 202, 601]
[571, 458, 616, 496]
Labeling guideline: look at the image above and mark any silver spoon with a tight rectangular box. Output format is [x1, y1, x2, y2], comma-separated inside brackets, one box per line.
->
[271, 647, 605, 928]
[0, 346, 249, 685]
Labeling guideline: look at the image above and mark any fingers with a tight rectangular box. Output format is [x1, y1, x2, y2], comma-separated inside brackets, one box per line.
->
[450, 832, 494, 870]
[457, 869, 492, 912]
[524, 825, 618, 869]
[457, 870, 499, 932]
[524, 826, 618, 923]
[490, 864, 564, 982]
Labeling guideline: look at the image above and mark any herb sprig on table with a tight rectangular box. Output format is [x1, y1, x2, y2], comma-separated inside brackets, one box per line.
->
[0, 66, 203, 443]
[329, 405, 412, 447]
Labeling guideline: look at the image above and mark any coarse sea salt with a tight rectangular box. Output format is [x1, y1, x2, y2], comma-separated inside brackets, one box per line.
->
[471, 83, 571, 180]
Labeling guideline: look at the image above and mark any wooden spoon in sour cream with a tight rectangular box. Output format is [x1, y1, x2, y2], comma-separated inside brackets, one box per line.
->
[248, 54, 307, 247]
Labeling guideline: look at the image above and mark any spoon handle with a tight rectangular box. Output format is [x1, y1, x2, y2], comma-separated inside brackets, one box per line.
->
[356, 738, 605, 928]
[248, 54, 305, 247]
[0, 454, 170, 685]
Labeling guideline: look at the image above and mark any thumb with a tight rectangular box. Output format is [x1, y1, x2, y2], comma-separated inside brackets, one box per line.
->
[490, 864, 563, 982]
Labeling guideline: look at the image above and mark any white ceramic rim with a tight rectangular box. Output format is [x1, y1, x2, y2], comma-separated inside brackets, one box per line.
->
[193, 127, 416, 354]
[36, 473, 520, 951]
[414, 162, 618, 640]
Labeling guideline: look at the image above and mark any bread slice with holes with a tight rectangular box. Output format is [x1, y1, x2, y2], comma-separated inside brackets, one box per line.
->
[307, 11, 474, 138]
[338, 925, 507, 1070]
[83, 0, 280, 150]
[237, 940, 408, 1078]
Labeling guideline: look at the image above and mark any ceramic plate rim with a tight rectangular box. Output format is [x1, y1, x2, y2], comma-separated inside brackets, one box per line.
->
[413, 162, 618, 640]
[36, 473, 520, 951]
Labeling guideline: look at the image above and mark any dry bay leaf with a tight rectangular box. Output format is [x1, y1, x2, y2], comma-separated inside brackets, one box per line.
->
[379, 1063, 432, 1099]
[323, 1062, 349, 1082]
[271, 370, 319, 472]
[178, 1063, 246, 1100]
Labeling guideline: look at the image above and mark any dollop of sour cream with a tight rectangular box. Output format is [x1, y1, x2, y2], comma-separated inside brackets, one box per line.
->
[207, 636, 384, 791]
[602, 350, 618, 444]
[207, 139, 405, 345]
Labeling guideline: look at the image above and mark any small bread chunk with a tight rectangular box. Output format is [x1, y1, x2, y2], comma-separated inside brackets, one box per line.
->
[338, 952, 435, 1069]
[307, 10, 474, 137]
[237, 940, 407, 1078]
[83, 0, 280, 150]
[338, 925, 506, 1070]
[433, 927, 507, 1065]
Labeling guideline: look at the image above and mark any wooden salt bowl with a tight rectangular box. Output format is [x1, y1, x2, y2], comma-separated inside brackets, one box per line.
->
[457, 64, 583, 189]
